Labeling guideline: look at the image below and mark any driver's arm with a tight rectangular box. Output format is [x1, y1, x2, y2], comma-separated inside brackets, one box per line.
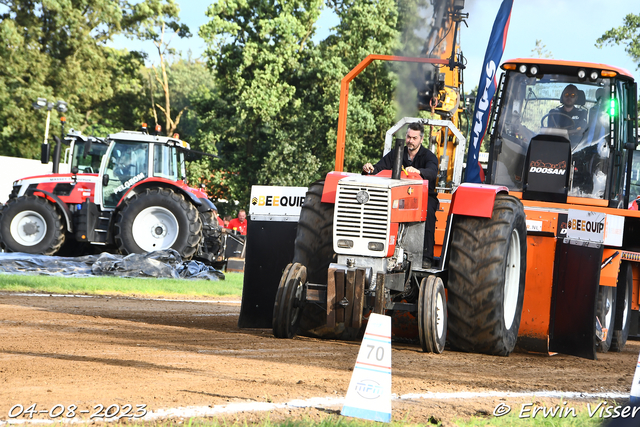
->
[570, 111, 588, 134]
[415, 150, 438, 184]
[370, 150, 395, 174]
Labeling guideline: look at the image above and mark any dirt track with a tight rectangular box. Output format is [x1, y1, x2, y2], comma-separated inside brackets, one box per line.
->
[0, 292, 637, 425]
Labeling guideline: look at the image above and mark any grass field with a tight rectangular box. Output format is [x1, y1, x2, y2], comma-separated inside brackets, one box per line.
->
[0, 272, 244, 298]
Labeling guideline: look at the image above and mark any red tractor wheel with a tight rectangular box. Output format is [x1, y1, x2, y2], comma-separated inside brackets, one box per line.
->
[114, 188, 202, 259]
[0, 196, 65, 255]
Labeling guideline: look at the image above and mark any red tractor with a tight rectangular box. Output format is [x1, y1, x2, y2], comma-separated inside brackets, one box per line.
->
[269, 53, 640, 360]
[0, 127, 227, 266]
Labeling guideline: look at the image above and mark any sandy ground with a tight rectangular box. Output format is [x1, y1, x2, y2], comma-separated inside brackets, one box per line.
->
[0, 292, 637, 426]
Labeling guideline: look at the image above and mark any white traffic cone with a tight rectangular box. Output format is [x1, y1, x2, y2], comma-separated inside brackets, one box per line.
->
[341, 313, 392, 422]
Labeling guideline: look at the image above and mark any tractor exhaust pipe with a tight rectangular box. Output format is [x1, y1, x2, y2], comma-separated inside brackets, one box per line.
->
[392, 137, 404, 180]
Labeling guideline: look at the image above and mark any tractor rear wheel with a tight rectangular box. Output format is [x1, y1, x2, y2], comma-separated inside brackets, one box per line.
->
[596, 284, 617, 353]
[611, 263, 632, 352]
[0, 196, 65, 255]
[418, 275, 447, 353]
[272, 263, 307, 338]
[447, 194, 527, 356]
[114, 188, 202, 260]
[290, 180, 336, 335]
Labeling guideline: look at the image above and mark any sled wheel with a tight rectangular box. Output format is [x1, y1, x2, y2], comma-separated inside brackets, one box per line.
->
[447, 194, 527, 356]
[611, 263, 632, 352]
[418, 275, 447, 354]
[0, 196, 65, 255]
[596, 284, 617, 353]
[114, 188, 202, 259]
[273, 263, 307, 338]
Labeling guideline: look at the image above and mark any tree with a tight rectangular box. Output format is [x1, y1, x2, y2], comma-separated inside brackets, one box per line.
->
[0, 0, 184, 159]
[162, 56, 216, 142]
[596, 13, 640, 70]
[531, 39, 553, 59]
[196, 0, 326, 205]
[128, 0, 192, 136]
[196, 0, 400, 208]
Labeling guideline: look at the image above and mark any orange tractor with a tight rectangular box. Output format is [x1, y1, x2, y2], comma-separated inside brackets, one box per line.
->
[268, 53, 639, 359]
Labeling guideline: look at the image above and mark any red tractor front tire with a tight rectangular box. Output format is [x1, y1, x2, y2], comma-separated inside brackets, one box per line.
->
[0, 196, 65, 255]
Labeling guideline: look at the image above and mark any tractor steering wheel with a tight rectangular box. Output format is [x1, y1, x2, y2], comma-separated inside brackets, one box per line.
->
[540, 112, 575, 130]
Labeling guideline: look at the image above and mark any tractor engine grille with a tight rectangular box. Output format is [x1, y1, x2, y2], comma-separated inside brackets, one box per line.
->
[334, 183, 390, 255]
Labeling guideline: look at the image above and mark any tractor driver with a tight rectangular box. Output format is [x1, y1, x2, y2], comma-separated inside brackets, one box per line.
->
[546, 84, 587, 142]
[362, 122, 439, 269]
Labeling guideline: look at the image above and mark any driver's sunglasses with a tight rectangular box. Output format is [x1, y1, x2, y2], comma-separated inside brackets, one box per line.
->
[564, 93, 577, 98]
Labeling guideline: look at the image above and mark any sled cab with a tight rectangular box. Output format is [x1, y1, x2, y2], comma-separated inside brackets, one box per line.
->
[487, 58, 637, 207]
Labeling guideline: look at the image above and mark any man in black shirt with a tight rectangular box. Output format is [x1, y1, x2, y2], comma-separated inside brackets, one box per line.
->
[547, 84, 587, 142]
[363, 122, 439, 269]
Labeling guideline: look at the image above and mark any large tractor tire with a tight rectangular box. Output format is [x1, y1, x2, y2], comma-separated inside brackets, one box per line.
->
[0, 196, 65, 255]
[596, 284, 617, 353]
[611, 263, 633, 352]
[447, 194, 527, 356]
[114, 188, 202, 260]
[282, 180, 336, 336]
[292, 181, 335, 284]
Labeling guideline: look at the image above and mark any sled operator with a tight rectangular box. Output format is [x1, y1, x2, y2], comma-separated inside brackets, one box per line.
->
[546, 84, 587, 141]
[362, 122, 439, 269]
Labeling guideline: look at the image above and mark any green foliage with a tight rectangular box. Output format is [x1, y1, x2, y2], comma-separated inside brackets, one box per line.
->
[0, 272, 244, 297]
[0, 0, 183, 158]
[145, 55, 216, 141]
[597, 13, 640, 70]
[195, 0, 401, 208]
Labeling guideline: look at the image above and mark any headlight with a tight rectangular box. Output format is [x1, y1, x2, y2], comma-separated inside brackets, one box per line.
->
[368, 242, 384, 251]
[337, 239, 354, 248]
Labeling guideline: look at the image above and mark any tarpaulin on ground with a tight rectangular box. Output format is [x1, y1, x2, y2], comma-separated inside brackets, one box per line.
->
[0, 249, 224, 280]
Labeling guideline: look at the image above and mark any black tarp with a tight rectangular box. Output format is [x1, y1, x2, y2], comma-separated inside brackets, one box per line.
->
[0, 249, 224, 280]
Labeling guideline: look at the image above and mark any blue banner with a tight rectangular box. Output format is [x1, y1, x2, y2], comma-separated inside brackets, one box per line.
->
[465, 0, 514, 183]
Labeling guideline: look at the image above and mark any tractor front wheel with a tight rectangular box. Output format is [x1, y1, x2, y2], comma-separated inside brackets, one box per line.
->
[290, 181, 336, 335]
[0, 196, 65, 255]
[446, 194, 527, 356]
[272, 263, 307, 338]
[418, 275, 447, 353]
[114, 188, 202, 259]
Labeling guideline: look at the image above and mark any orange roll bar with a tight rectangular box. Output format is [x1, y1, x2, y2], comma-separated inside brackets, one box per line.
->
[334, 55, 449, 172]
